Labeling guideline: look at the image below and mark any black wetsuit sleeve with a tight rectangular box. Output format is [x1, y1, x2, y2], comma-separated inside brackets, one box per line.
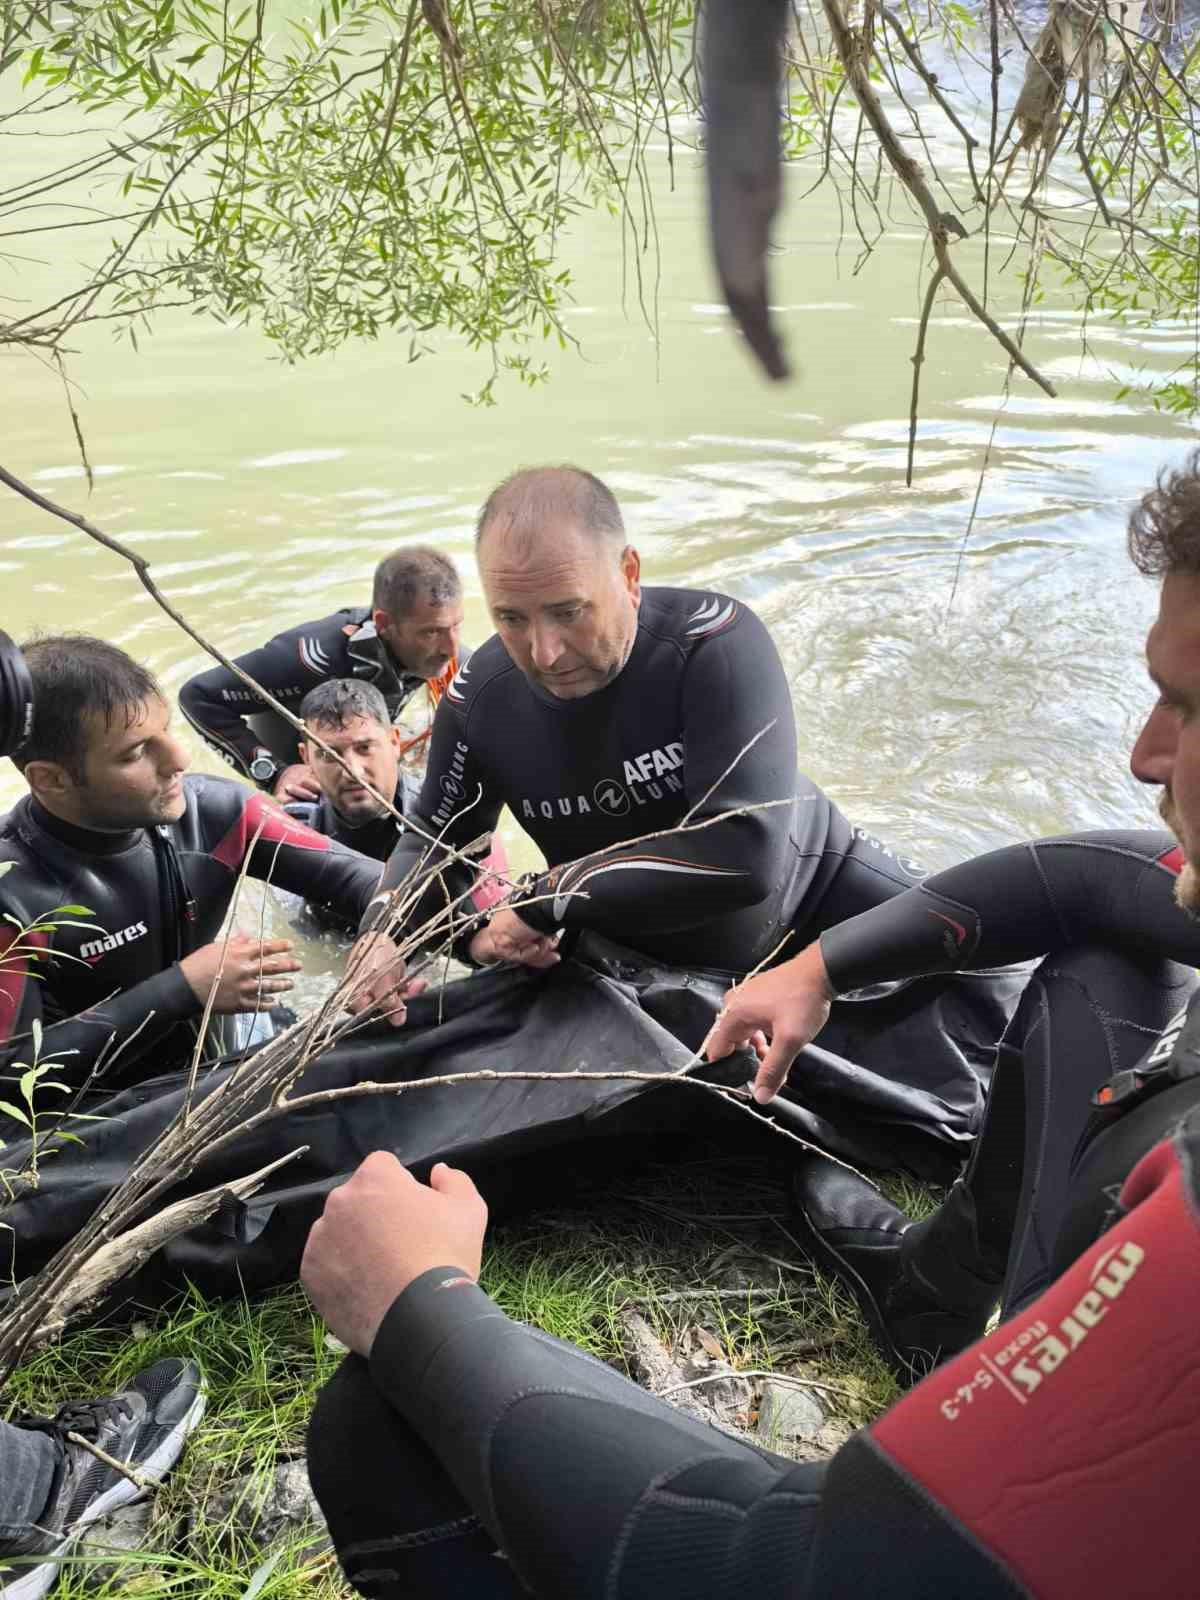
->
[517, 610, 797, 940]
[368, 1270, 806, 1600]
[0, 918, 199, 1083]
[360, 700, 504, 943]
[179, 630, 331, 780]
[820, 831, 1199, 994]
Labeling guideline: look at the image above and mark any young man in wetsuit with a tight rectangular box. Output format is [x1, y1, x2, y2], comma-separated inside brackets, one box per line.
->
[0, 635, 396, 1093]
[283, 678, 507, 932]
[179, 546, 465, 804]
[294, 460, 1200, 1598]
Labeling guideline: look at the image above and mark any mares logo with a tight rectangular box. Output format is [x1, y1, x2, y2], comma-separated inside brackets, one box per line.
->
[1002, 1239, 1145, 1399]
[80, 921, 149, 963]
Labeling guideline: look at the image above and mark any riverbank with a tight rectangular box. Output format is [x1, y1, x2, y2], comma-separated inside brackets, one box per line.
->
[6, 1155, 928, 1597]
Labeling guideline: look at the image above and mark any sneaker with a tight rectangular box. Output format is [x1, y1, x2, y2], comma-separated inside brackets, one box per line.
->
[0, 1357, 205, 1600]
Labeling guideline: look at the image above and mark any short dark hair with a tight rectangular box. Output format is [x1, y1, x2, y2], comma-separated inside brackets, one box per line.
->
[15, 635, 162, 780]
[372, 547, 461, 617]
[476, 465, 625, 551]
[1129, 449, 1200, 577]
[300, 678, 391, 732]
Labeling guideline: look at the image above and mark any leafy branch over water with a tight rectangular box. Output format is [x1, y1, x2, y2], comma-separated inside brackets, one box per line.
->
[2, 1, 1200, 426]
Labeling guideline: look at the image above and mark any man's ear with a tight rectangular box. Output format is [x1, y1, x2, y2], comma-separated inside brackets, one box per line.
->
[387, 724, 404, 753]
[621, 545, 642, 607]
[372, 607, 394, 638]
[22, 758, 74, 802]
[298, 739, 313, 768]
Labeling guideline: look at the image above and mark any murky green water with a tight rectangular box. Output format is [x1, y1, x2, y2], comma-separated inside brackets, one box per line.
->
[1, 82, 1185, 926]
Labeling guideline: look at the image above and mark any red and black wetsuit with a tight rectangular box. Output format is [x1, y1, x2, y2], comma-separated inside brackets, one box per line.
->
[0, 776, 380, 1093]
[307, 939, 1200, 1600]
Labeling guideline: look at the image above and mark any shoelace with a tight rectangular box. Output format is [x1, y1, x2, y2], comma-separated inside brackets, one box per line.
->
[15, 1393, 134, 1444]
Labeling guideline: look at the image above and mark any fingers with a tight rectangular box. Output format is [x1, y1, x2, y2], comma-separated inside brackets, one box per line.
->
[429, 1162, 483, 1206]
[752, 1033, 800, 1105]
[516, 940, 561, 970]
[701, 1006, 744, 1064]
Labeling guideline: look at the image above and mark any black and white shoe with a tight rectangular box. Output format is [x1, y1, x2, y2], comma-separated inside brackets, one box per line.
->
[0, 1357, 205, 1600]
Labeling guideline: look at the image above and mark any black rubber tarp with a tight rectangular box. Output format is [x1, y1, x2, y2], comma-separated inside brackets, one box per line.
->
[0, 935, 1024, 1303]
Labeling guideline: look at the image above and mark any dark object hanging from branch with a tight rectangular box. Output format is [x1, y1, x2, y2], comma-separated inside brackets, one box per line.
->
[702, 0, 792, 381]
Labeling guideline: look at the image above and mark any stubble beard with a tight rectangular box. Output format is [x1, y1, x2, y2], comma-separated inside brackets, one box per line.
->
[1159, 789, 1200, 916]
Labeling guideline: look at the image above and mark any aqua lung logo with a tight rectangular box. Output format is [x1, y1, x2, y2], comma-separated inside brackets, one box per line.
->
[431, 741, 470, 827]
[80, 921, 149, 963]
[520, 744, 685, 822]
[594, 779, 629, 816]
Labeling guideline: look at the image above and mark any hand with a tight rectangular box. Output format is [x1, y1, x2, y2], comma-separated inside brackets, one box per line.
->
[301, 1152, 488, 1355]
[701, 942, 835, 1105]
[468, 906, 561, 970]
[178, 935, 303, 1012]
[273, 762, 321, 803]
[344, 930, 428, 1027]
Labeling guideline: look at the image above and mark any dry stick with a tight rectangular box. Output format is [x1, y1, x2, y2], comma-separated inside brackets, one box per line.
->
[65, 1431, 152, 1493]
[658, 1367, 864, 1401]
[182, 809, 272, 1122]
[818, 0, 1054, 401]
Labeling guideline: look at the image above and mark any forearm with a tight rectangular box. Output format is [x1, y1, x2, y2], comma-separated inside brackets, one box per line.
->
[179, 666, 264, 777]
[820, 830, 1194, 993]
[4, 965, 200, 1087]
[518, 814, 784, 938]
[368, 1271, 792, 1600]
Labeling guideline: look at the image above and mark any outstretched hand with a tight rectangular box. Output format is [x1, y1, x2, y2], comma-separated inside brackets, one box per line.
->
[301, 1152, 488, 1355]
[702, 942, 835, 1104]
[469, 906, 560, 970]
[344, 930, 428, 1027]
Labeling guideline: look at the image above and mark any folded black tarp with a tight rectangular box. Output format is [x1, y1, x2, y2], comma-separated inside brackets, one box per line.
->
[0, 935, 1023, 1304]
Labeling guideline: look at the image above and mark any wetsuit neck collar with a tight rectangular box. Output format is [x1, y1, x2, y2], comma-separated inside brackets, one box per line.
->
[347, 620, 423, 690]
[27, 796, 143, 857]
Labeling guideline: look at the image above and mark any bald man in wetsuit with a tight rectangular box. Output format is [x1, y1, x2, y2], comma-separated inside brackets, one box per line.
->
[296, 459, 1200, 1597]
[347, 467, 976, 1055]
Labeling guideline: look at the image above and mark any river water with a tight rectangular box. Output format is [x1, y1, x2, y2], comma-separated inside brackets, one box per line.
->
[1, 68, 1188, 933]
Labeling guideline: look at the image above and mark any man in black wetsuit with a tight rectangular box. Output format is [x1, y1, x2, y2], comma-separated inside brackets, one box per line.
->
[179, 546, 465, 804]
[702, 450, 1200, 1377]
[294, 462, 1200, 1598]
[0, 635, 388, 1092]
[349, 464, 935, 991]
[283, 678, 507, 933]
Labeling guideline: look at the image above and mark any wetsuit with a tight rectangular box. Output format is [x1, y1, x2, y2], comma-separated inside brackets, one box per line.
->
[179, 609, 459, 782]
[284, 776, 423, 933]
[305, 828, 1200, 1596]
[306, 1101, 1200, 1599]
[817, 830, 1200, 1308]
[0, 777, 380, 1094]
[367, 587, 925, 974]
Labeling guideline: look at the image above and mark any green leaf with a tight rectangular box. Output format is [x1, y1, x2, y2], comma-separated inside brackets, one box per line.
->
[54, 905, 95, 917]
[0, 1102, 30, 1128]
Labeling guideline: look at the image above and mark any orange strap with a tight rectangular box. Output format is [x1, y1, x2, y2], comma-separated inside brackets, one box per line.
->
[396, 656, 456, 758]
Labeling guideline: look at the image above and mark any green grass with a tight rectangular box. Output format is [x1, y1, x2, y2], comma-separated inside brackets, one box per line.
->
[4, 1152, 933, 1595]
